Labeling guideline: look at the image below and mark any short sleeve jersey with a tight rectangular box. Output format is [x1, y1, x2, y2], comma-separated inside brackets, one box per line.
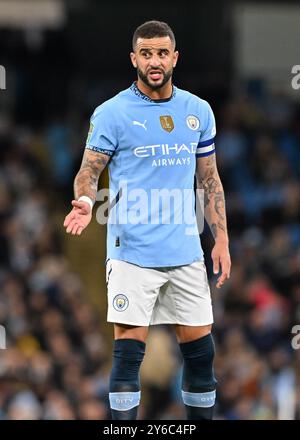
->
[86, 83, 216, 267]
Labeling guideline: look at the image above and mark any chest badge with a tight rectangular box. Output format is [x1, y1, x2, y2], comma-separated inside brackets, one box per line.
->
[186, 115, 200, 131]
[160, 115, 174, 132]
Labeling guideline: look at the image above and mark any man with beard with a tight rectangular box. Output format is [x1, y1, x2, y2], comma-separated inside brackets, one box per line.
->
[63, 20, 231, 420]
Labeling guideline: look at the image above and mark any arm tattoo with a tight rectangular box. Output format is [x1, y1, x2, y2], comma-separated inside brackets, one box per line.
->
[196, 154, 228, 241]
[211, 223, 218, 239]
[74, 149, 110, 202]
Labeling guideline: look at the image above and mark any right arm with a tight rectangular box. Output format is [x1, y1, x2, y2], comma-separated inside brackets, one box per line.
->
[63, 149, 110, 235]
[74, 149, 110, 203]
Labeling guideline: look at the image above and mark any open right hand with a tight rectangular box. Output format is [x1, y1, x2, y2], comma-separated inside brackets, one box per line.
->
[63, 200, 92, 236]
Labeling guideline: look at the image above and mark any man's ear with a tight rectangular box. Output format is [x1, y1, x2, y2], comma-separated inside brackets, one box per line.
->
[173, 50, 179, 68]
[130, 52, 137, 68]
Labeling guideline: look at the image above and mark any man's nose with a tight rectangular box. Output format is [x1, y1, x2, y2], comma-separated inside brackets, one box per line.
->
[150, 55, 161, 67]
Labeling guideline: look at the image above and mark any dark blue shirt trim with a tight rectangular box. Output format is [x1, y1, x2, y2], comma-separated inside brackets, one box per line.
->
[196, 149, 215, 158]
[197, 137, 215, 148]
[86, 145, 114, 156]
[130, 82, 176, 103]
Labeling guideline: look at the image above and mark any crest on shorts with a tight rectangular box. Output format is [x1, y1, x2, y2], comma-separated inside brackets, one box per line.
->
[113, 294, 129, 312]
[160, 115, 174, 132]
[186, 115, 200, 131]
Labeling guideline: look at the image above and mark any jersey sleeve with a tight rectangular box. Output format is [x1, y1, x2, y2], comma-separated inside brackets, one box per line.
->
[85, 104, 118, 157]
[196, 101, 216, 158]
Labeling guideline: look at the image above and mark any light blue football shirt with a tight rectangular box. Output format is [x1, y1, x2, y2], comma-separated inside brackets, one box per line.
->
[86, 82, 216, 267]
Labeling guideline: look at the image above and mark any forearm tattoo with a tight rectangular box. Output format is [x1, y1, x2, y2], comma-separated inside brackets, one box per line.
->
[197, 155, 228, 240]
[74, 150, 110, 202]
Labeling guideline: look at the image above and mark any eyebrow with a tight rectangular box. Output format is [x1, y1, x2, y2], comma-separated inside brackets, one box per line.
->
[139, 48, 170, 53]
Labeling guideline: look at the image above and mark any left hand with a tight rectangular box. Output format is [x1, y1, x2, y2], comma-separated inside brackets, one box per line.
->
[211, 240, 231, 289]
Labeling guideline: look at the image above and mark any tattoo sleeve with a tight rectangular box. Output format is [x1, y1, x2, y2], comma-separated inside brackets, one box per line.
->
[74, 149, 110, 202]
[196, 153, 228, 242]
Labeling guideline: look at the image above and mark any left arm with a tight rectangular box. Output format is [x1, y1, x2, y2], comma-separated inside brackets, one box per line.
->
[196, 153, 231, 288]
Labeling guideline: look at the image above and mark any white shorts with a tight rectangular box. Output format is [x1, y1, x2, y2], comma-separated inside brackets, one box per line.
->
[106, 259, 213, 327]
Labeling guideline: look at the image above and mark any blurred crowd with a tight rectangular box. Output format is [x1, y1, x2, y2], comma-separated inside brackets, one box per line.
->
[0, 82, 300, 419]
[0, 127, 111, 419]
[210, 87, 300, 420]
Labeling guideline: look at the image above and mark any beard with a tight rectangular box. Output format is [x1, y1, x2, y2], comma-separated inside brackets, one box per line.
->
[137, 66, 173, 91]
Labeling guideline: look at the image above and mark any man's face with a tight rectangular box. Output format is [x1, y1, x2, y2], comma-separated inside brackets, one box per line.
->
[130, 36, 179, 90]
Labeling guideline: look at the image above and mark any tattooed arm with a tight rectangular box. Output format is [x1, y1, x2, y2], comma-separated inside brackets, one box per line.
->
[63, 149, 110, 236]
[196, 153, 231, 288]
[74, 149, 110, 202]
[196, 153, 228, 242]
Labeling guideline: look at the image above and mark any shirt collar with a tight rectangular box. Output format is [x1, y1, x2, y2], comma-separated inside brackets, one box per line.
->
[130, 81, 176, 103]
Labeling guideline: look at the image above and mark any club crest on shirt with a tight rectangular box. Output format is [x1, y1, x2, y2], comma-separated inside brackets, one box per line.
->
[160, 115, 174, 132]
[186, 115, 200, 131]
[113, 294, 129, 312]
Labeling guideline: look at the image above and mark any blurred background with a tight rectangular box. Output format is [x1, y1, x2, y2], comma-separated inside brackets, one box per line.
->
[0, 0, 300, 420]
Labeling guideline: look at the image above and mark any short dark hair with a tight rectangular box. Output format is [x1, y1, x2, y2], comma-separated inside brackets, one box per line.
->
[132, 20, 176, 50]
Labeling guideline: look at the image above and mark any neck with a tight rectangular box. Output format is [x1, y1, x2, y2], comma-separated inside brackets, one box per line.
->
[136, 78, 173, 100]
